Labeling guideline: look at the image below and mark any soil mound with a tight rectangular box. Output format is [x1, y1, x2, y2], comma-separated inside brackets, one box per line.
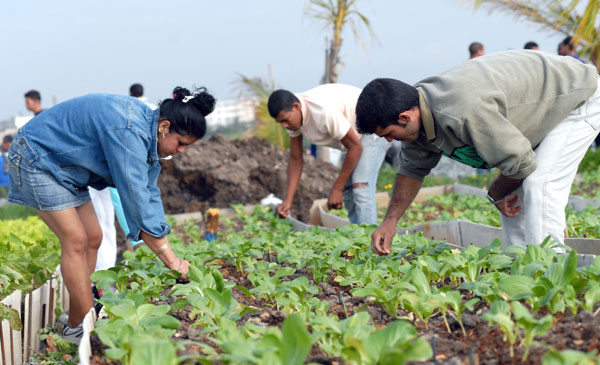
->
[158, 134, 338, 222]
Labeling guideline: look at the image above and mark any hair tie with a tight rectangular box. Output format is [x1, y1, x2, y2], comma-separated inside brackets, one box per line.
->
[173, 93, 177, 99]
[182, 95, 195, 103]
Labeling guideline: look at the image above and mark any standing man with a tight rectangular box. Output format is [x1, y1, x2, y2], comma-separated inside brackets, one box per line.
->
[354, 50, 599, 254]
[24, 90, 44, 115]
[469, 42, 485, 59]
[268, 84, 390, 225]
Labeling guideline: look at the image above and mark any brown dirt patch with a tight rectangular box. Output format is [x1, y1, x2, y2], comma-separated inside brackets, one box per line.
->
[158, 134, 338, 222]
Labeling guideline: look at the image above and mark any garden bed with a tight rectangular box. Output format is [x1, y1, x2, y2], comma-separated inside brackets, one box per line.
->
[79, 207, 600, 364]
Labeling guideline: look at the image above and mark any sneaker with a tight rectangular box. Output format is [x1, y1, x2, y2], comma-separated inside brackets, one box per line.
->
[62, 323, 83, 345]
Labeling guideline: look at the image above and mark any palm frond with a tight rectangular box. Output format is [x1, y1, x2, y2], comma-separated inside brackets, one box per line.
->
[235, 72, 289, 150]
[304, 0, 377, 82]
[473, 0, 600, 66]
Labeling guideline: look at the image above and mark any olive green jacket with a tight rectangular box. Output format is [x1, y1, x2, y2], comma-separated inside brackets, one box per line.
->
[398, 49, 598, 180]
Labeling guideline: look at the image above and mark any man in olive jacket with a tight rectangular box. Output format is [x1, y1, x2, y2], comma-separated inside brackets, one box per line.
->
[355, 50, 600, 254]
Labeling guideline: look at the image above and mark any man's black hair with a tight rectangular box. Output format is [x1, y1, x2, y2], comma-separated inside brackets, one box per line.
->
[3, 135, 13, 143]
[267, 89, 300, 118]
[356, 78, 419, 135]
[130, 83, 144, 97]
[468, 42, 484, 57]
[24, 90, 41, 102]
[524, 41, 538, 49]
[561, 36, 574, 50]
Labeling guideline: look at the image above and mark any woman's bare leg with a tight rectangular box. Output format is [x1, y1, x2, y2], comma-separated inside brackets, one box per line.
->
[37, 202, 102, 327]
[75, 203, 103, 275]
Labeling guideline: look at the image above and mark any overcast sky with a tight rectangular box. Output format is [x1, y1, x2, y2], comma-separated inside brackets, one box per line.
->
[0, 1, 566, 120]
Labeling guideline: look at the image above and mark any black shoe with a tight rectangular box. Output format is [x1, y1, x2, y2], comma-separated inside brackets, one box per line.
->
[92, 286, 103, 316]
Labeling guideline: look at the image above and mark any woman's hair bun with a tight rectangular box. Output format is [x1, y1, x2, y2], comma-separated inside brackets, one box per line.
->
[170, 86, 215, 117]
[172, 86, 191, 101]
[191, 87, 216, 117]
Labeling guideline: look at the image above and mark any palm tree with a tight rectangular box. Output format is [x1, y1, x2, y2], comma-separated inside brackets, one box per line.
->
[472, 0, 600, 67]
[305, 0, 375, 84]
[236, 69, 289, 151]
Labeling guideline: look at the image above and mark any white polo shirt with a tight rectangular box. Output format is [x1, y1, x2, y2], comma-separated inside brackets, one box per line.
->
[287, 83, 361, 150]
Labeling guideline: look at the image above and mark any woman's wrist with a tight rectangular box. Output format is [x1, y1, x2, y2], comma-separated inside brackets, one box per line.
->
[158, 249, 179, 269]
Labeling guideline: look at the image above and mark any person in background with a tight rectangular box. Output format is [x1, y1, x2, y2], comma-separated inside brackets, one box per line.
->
[355, 50, 599, 256]
[0, 135, 13, 195]
[558, 36, 584, 62]
[268, 84, 390, 225]
[469, 42, 485, 59]
[7, 86, 215, 344]
[524, 41, 539, 50]
[130, 83, 157, 110]
[24, 90, 44, 116]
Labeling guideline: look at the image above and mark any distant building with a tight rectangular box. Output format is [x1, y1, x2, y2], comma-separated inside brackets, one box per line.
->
[0, 119, 14, 132]
[4, 98, 257, 132]
[205, 98, 257, 127]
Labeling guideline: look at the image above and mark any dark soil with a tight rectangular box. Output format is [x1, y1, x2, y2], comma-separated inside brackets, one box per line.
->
[157, 134, 338, 222]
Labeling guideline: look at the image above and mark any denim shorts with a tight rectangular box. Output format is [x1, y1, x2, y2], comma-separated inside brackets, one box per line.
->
[7, 147, 91, 211]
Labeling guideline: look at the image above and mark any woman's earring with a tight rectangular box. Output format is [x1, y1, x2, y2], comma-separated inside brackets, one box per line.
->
[162, 133, 166, 140]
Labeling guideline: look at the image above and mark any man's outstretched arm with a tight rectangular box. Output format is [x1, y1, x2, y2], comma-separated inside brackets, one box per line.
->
[371, 174, 422, 255]
[277, 135, 304, 218]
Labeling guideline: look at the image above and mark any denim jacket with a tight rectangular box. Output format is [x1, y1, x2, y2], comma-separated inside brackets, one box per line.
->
[12, 94, 169, 241]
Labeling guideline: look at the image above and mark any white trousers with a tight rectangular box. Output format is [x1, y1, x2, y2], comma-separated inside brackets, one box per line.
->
[89, 187, 116, 271]
[501, 76, 600, 248]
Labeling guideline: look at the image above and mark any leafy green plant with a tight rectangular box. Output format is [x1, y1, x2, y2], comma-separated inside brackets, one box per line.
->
[542, 349, 600, 365]
[211, 314, 313, 364]
[94, 299, 180, 364]
[0, 217, 61, 300]
[433, 289, 479, 336]
[482, 300, 517, 357]
[363, 320, 433, 365]
[512, 301, 553, 361]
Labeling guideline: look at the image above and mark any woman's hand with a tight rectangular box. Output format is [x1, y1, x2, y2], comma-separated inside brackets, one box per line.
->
[176, 258, 190, 278]
[169, 258, 190, 283]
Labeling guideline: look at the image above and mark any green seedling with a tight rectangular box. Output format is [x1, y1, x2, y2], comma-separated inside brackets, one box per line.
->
[512, 301, 552, 361]
[482, 300, 517, 357]
[583, 282, 600, 314]
[542, 349, 599, 365]
[94, 299, 180, 363]
[364, 320, 433, 365]
[433, 289, 479, 336]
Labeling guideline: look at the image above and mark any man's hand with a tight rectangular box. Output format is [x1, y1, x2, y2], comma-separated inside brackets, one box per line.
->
[327, 188, 344, 210]
[371, 220, 397, 255]
[277, 200, 292, 218]
[495, 194, 522, 217]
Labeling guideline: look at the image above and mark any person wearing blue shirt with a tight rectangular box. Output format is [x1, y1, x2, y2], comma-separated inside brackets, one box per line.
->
[558, 36, 585, 62]
[6, 86, 215, 344]
[0, 135, 13, 192]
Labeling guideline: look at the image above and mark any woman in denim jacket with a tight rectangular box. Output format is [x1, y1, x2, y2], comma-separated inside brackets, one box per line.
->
[7, 86, 215, 343]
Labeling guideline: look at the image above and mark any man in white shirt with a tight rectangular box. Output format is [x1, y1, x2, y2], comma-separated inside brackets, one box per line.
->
[268, 84, 390, 224]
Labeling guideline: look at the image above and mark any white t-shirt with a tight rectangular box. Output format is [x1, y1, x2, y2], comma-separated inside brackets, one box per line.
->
[138, 97, 157, 110]
[287, 83, 361, 150]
